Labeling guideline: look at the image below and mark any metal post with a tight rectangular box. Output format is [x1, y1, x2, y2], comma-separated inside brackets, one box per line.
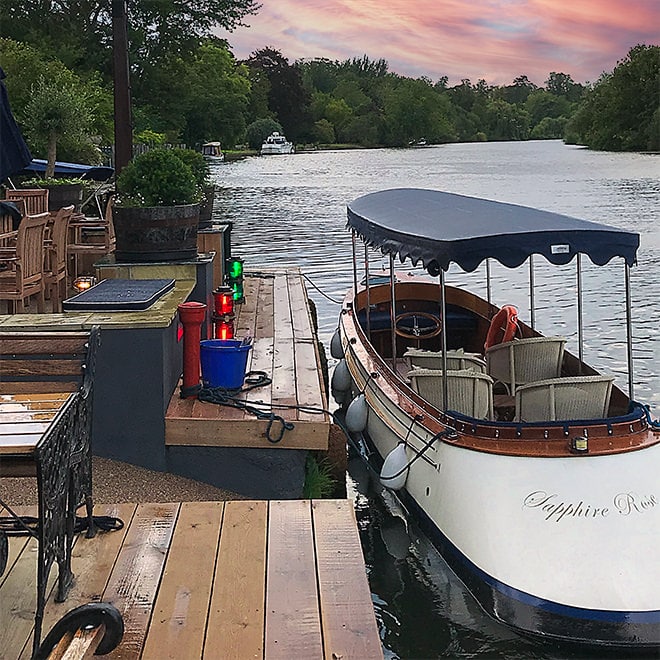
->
[529, 255, 535, 330]
[112, 0, 132, 175]
[625, 262, 635, 401]
[351, 231, 358, 302]
[389, 255, 397, 371]
[576, 254, 584, 370]
[440, 269, 448, 411]
[486, 258, 492, 308]
[364, 244, 371, 340]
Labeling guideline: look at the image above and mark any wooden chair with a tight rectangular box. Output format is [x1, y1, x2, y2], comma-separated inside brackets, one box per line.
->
[44, 205, 74, 312]
[485, 336, 566, 394]
[5, 188, 49, 215]
[0, 212, 50, 313]
[67, 196, 116, 281]
[408, 368, 494, 419]
[404, 347, 487, 373]
[514, 375, 615, 422]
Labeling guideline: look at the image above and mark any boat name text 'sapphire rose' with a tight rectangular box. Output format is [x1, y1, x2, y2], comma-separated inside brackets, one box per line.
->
[524, 490, 657, 522]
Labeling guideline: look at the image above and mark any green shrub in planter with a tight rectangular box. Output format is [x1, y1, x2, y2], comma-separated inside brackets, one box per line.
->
[116, 148, 202, 207]
[171, 148, 216, 229]
[113, 148, 203, 262]
[171, 148, 211, 188]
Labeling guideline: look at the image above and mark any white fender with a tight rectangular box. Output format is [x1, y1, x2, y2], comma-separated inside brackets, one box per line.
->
[331, 358, 351, 392]
[346, 393, 368, 432]
[330, 328, 344, 359]
[380, 443, 409, 490]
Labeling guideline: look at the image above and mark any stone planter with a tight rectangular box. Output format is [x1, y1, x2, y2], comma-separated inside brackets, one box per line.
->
[113, 204, 200, 262]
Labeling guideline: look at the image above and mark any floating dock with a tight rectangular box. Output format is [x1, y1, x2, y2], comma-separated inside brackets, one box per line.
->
[1, 499, 383, 659]
[166, 269, 330, 451]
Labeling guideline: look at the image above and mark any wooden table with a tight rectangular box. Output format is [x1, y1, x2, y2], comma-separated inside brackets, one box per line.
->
[0, 390, 92, 656]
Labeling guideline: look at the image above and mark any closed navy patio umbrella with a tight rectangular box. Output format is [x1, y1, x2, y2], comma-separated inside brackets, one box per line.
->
[0, 66, 32, 184]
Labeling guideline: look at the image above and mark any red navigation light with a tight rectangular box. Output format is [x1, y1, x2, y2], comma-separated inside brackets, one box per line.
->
[215, 318, 235, 340]
[213, 285, 234, 316]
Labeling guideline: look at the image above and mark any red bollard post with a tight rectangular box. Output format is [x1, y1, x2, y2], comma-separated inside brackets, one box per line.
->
[178, 301, 207, 398]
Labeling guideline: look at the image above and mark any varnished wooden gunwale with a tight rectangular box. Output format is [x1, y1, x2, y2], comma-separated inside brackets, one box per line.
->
[342, 282, 660, 456]
[2, 500, 383, 660]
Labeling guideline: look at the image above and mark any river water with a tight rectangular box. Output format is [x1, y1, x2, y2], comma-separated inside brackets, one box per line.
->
[211, 141, 660, 659]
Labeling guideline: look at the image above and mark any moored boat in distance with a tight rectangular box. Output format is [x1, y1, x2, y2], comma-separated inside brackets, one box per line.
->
[334, 188, 660, 650]
[260, 132, 294, 155]
[201, 141, 224, 161]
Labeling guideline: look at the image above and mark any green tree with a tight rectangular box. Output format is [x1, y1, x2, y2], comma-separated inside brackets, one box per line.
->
[485, 99, 530, 140]
[565, 44, 659, 150]
[545, 72, 585, 102]
[311, 119, 335, 144]
[23, 76, 96, 176]
[245, 118, 282, 150]
[0, 39, 112, 168]
[245, 48, 311, 141]
[0, 0, 260, 77]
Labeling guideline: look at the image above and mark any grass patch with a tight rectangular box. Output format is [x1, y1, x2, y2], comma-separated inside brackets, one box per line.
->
[303, 453, 336, 499]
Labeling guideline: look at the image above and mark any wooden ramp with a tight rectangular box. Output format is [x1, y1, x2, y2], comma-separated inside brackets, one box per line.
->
[1, 500, 382, 659]
[166, 269, 330, 450]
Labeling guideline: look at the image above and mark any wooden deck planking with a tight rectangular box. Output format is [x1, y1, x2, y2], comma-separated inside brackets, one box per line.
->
[204, 500, 268, 659]
[166, 270, 329, 450]
[141, 501, 224, 660]
[1, 499, 382, 659]
[313, 500, 384, 659]
[103, 502, 179, 659]
[265, 500, 323, 659]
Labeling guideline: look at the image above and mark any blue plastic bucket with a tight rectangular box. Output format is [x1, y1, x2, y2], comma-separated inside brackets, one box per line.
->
[200, 339, 252, 390]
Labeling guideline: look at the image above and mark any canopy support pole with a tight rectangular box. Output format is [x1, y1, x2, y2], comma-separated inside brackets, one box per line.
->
[440, 269, 448, 411]
[529, 256, 535, 330]
[625, 262, 635, 401]
[351, 231, 358, 299]
[364, 244, 371, 340]
[486, 259, 492, 308]
[577, 254, 584, 372]
[389, 255, 397, 372]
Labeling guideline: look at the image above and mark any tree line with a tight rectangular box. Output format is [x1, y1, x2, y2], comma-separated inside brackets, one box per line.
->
[0, 0, 657, 165]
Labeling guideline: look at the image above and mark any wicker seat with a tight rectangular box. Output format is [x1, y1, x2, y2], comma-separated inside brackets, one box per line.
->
[485, 336, 566, 394]
[404, 347, 487, 373]
[514, 375, 614, 422]
[408, 368, 494, 419]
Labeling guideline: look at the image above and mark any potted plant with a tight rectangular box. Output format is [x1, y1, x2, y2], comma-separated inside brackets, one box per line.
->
[22, 176, 86, 211]
[114, 148, 202, 262]
[171, 148, 215, 229]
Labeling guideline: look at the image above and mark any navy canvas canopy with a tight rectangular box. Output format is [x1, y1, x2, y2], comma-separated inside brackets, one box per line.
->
[347, 188, 639, 272]
[0, 67, 32, 183]
[21, 159, 114, 182]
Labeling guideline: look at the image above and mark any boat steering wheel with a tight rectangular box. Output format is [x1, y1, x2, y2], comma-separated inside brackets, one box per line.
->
[394, 311, 442, 339]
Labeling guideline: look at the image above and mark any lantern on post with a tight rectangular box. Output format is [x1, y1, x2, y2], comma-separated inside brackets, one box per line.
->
[212, 285, 235, 339]
[225, 256, 244, 303]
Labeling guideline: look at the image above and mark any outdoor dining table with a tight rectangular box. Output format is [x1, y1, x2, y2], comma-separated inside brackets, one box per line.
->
[0, 389, 93, 654]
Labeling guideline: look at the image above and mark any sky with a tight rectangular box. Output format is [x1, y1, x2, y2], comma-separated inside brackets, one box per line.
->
[216, 0, 659, 87]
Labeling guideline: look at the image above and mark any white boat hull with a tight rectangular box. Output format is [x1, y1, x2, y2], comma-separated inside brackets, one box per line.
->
[341, 325, 660, 648]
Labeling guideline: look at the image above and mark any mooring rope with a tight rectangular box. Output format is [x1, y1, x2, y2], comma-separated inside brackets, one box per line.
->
[197, 371, 295, 444]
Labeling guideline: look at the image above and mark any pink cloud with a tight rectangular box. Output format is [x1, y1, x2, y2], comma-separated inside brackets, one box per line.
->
[218, 0, 659, 86]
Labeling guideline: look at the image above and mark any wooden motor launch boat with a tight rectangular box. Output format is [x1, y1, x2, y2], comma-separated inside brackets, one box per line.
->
[333, 188, 660, 649]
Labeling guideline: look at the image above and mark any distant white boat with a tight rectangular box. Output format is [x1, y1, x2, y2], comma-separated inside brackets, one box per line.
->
[261, 132, 294, 155]
[201, 142, 224, 161]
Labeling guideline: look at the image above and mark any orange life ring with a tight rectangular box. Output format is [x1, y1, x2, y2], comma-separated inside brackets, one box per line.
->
[484, 305, 519, 351]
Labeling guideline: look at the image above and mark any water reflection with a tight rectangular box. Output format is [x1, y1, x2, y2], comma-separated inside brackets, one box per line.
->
[212, 141, 660, 658]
